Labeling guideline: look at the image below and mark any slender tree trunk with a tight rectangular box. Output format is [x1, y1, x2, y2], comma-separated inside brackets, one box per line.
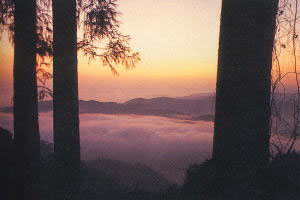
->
[213, 0, 278, 173]
[52, 0, 80, 199]
[13, 0, 40, 199]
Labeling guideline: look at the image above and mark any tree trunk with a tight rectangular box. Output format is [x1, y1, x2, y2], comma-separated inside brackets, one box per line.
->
[213, 0, 279, 173]
[52, 0, 80, 199]
[0, 127, 13, 199]
[13, 0, 40, 199]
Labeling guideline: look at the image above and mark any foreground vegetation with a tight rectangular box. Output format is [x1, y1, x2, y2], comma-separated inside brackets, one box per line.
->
[1, 127, 300, 200]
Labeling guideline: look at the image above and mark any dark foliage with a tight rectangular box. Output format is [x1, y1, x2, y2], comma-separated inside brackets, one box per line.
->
[253, 152, 300, 200]
[4, 131, 299, 200]
[182, 153, 300, 200]
[0, 0, 13, 39]
[22, 140, 178, 200]
[182, 160, 217, 200]
[0, 0, 52, 55]
[77, 0, 140, 75]
[1, 0, 139, 99]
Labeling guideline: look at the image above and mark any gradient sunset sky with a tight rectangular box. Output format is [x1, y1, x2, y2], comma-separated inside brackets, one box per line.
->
[0, 0, 222, 106]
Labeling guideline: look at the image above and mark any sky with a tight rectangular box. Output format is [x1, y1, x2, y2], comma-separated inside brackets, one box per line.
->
[0, 0, 222, 106]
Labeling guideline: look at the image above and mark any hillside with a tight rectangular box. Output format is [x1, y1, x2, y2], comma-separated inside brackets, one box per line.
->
[84, 159, 172, 193]
[0, 94, 215, 121]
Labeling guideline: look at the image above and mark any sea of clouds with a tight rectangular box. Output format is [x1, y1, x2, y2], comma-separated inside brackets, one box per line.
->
[0, 112, 213, 183]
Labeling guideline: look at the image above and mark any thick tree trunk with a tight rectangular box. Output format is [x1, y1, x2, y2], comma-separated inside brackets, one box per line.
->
[52, 0, 80, 199]
[0, 127, 13, 199]
[213, 0, 278, 173]
[13, 0, 40, 199]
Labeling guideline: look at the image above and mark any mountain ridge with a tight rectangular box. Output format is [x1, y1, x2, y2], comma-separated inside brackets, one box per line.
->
[0, 94, 215, 121]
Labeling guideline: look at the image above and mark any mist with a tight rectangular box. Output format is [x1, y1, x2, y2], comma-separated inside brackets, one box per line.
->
[0, 112, 213, 183]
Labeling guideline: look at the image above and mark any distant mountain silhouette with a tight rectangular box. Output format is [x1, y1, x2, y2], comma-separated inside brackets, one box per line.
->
[125, 96, 214, 116]
[0, 94, 215, 121]
[191, 114, 215, 122]
[176, 93, 213, 100]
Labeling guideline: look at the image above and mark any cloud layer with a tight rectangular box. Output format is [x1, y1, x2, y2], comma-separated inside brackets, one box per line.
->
[0, 112, 213, 183]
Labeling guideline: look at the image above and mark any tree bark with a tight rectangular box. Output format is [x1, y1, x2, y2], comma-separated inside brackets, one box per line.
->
[52, 0, 80, 199]
[213, 0, 279, 173]
[13, 0, 40, 199]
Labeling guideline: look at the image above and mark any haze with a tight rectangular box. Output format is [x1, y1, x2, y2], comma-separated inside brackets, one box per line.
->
[0, 0, 221, 106]
[0, 112, 213, 183]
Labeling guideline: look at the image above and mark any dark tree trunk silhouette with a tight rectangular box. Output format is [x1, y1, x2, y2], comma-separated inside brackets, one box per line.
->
[213, 0, 279, 173]
[52, 0, 80, 199]
[0, 127, 13, 199]
[13, 0, 40, 199]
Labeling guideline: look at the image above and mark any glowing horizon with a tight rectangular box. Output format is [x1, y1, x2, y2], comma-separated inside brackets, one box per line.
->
[0, 0, 221, 106]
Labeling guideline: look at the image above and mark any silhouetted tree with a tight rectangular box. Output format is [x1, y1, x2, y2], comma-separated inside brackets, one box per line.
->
[12, 0, 40, 199]
[213, 0, 279, 175]
[52, 1, 139, 199]
[52, 0, 80, 199]
[1, 0, 53, 99]
[1, 1, 53, 199]
[0, 0, 13, 38]
[0, 127, 13, 200]
[77, 0, 140, 75]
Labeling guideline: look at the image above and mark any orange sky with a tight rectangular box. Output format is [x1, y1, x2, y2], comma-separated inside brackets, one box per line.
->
[0, 0, 222, 106]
